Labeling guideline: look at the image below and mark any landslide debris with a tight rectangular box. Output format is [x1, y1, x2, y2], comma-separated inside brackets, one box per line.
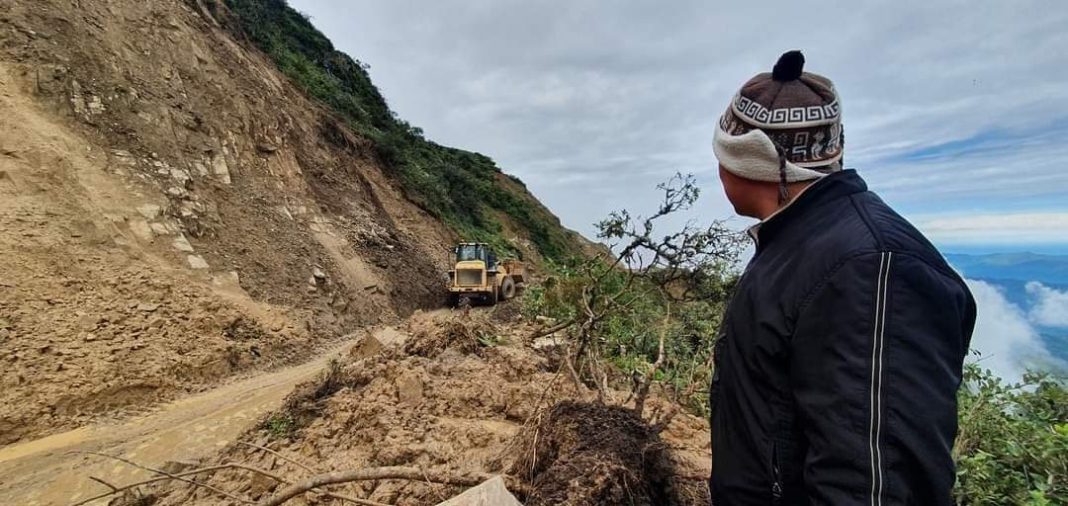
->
[148, 310, 711, 505]
[403, 316, 500, 358]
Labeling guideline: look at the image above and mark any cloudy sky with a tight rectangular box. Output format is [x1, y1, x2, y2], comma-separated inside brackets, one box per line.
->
[290, 0, 1068, 254]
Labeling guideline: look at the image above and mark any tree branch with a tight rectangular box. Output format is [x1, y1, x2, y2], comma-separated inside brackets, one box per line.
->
[69, 452, 251, 505]
[262, 467, 508, 506]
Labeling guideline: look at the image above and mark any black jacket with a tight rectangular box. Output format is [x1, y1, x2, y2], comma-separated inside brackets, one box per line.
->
[710, 170, 976, 505]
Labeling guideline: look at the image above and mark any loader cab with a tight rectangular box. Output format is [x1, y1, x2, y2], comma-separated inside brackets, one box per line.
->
[455, 243, 496, 269]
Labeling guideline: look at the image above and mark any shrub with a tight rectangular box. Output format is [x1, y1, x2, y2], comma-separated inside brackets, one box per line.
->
[954, 365, 1067, 504]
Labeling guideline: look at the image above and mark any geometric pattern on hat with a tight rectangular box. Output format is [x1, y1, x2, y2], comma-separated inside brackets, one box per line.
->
[732, 94, 840, 128]
[720, 108, 844, 168]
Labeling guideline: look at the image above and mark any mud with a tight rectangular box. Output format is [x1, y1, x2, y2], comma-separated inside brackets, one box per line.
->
[514, 401, 675, 506]
[144, 311, 711, 506]
[403, 317, 498, 358]
[0, 339, 360, 505]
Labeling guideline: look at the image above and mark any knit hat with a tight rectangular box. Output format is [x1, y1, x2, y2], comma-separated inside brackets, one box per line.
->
[713, 50, 844, 183]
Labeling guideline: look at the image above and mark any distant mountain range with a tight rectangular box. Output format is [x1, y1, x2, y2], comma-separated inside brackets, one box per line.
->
[945, 252, 1068, 286]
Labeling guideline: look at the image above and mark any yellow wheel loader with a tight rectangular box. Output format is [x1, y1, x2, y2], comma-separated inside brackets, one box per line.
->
[446, 243, 526, 306]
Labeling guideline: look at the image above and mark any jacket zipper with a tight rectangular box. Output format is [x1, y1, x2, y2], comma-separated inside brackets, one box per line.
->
[771, 444, 783, 504]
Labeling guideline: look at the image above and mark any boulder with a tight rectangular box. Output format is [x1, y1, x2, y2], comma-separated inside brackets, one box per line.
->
[435, 476, 521, 506]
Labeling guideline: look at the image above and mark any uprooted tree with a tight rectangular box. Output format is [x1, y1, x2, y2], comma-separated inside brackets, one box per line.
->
[525, 172, 745, 420]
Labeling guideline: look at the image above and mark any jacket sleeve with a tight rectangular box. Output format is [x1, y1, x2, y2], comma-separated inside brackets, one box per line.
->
[789, 251, 975, 505]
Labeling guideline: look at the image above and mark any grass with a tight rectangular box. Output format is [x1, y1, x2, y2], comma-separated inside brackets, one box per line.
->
[262, 413, 295, 438]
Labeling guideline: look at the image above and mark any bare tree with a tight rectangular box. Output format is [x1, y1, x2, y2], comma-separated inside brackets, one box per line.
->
[533, 173, 743, 414]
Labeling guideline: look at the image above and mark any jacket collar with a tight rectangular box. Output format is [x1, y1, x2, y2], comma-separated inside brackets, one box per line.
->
[754, 169, 868, 248]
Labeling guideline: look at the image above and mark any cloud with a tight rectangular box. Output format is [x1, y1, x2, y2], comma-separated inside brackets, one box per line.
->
[965, 279, 1058, 382]
[913, 212, 1068, 246]
[1026, 281, 1068, 327]
[290, 0, 1068, 245]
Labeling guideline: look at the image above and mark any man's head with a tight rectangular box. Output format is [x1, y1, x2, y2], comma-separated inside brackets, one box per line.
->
[714, 51, 845, 218]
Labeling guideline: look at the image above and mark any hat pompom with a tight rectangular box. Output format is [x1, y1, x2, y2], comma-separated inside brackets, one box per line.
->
[772, 50, 805, 81]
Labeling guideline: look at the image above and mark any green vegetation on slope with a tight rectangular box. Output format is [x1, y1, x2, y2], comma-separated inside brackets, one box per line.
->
[955, 366, 1067, 505]
[213, 0, 574, 260]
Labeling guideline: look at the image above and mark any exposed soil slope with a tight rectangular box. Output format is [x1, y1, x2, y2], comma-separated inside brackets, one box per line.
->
[0, 0, 584, 446]
[0, 60, 319, 445]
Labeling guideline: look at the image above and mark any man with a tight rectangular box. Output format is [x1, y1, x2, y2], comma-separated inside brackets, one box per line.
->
[709, 50, 976, 505]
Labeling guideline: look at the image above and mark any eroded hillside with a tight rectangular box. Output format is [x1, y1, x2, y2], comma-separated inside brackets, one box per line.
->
[0, 0, 585, 445]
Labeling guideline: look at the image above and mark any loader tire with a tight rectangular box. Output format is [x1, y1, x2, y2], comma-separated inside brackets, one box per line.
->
[501, 277, 516, 300]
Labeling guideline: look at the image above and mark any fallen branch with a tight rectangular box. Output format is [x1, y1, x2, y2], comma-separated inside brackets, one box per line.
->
[238, 442, 383, 506]
[70, 452, 251, 505]
[73, 458, 385, 506]
[238, 441, 317, 475]
[88, 475, 118, 493]
[74, 464, 239, 506]
[529, 318, 575, 339]
[262, 467, 500, 506]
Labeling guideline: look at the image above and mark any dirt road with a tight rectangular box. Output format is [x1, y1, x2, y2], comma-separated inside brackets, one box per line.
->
[0, 329, 397, 506]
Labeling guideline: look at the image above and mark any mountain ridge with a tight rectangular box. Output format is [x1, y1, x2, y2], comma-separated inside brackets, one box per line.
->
[946, 252, 1068, 285]
[214, 0, 588, 262]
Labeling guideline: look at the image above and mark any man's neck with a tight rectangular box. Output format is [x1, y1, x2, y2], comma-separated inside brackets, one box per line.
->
[753, 180, 818, 221]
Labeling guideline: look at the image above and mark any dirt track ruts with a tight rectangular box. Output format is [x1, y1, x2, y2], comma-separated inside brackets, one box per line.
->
[0, 331, 384, 506]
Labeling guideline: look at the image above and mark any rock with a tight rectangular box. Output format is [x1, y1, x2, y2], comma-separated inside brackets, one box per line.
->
[248, 470, 277, 500]
[129, 219, 154, 241]
[212, 271, 242, 290]
[255, 142, 278, 153]
[136, 204, 162, 220]
[395, 372, 424, 406]
[150, 222, 170, 236]
[312, 266, 327, 280]
[172, 234, 194, 252]
[165, 186, 186, 198]
[187, 255, 209, 269]
[211, 153, 231, 184]
[70, 80, 86, 116]
[160, 461, 195, 474]
[87, 96, 105, 115]
[532, 336, 564, 350]
[137, 302, 160, 312]
[348, 333, 384, 360]
[170, 168, 191, 185]
[435, 476, 521, 506]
